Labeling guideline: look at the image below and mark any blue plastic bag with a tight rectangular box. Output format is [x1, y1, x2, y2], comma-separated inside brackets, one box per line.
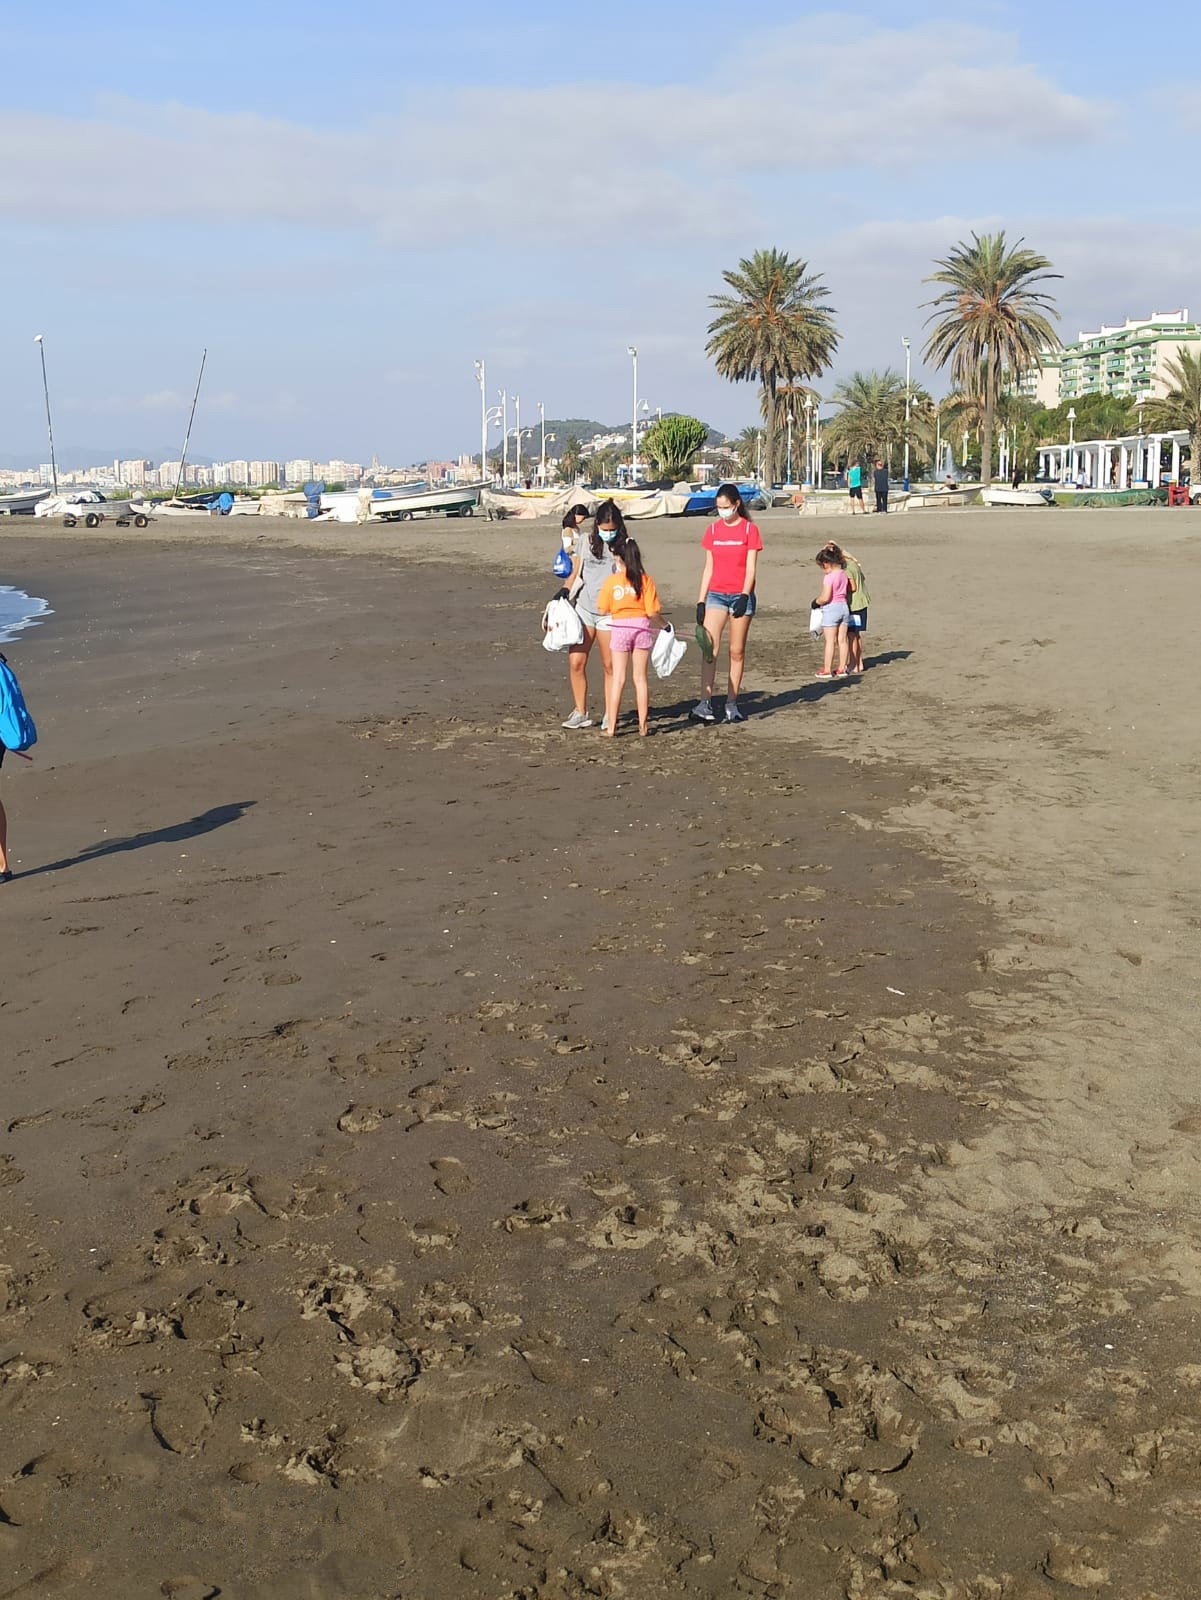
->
[552, 547, 572, 579]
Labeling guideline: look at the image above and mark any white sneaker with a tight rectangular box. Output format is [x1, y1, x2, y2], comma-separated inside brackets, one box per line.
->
[690, 699, 716, 724]
[562, 710, 593, 729]
[724, 702, 745, 723]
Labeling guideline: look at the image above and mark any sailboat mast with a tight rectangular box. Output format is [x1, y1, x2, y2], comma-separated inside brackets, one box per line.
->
[33, 335, 58, 494]
[173, 348, 208, 500]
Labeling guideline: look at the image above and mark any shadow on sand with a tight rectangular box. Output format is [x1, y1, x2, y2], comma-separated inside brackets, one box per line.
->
[22, 801, 256, 880]
[648, 649, 914, 729]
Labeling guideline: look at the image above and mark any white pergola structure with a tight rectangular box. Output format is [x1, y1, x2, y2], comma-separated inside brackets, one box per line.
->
[1037, 428, 1189, 488]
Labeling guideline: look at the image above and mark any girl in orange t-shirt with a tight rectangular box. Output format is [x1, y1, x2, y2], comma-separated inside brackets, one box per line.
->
[595, 539, 665, 738]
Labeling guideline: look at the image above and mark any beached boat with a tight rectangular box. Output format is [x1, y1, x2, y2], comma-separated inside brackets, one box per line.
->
[0, 489, 49, 516]
[143, 492, 235, 517]
[34, 491, 151, 527]
[980, 486, 1054, 508]
[904, 485, 982, 511]
[372, 486, 479, 520]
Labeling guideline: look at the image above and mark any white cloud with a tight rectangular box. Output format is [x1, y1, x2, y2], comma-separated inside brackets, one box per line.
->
[0, 18, 1109, 247]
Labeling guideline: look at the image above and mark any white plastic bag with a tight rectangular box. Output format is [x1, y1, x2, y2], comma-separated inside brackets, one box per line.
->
[541, 597, 585, 652]
[651, 623, 688, 679]
[808, 604, 824, 637]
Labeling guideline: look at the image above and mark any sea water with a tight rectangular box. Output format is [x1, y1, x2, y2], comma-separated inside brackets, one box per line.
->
[0, 586, 52, 644]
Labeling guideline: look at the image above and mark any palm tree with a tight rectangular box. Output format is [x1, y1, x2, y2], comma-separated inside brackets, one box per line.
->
[707, 248, 838, 483]
[558, 434, 583, 483]
[761, 382, 819, 480]
[923, 232, 1060, 483]
[733, 426, 763, 479]
[822, 369, 913, 468]
[1142, 349, 1201, 492]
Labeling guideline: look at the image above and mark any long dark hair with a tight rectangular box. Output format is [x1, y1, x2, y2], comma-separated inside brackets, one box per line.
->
[562, 504, 589, 530]
[590, 498, 629, 559]
[619, 535, 647, 598]
[715, 481, 748, 521]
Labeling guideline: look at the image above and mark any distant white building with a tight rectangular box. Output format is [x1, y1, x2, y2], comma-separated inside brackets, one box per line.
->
[249, 460, 281, 487]
[285, 459, 314, 485]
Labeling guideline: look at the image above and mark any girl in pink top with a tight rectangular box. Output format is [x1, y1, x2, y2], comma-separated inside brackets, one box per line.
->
[813, 551, 850, 679]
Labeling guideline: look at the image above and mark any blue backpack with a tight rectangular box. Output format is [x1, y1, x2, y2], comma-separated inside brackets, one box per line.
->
[0, 653, 36, 753]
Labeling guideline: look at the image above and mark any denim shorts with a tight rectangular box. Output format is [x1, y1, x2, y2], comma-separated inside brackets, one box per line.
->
[820, 600, 850, 627]
[706, 590, 757, 617]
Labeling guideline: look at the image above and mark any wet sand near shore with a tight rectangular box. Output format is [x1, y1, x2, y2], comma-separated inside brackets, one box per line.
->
[1, 516, 1200, 1597]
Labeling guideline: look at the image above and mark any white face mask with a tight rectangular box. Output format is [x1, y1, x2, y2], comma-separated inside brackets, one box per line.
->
[717, 506, 740, 522]
[598, 528, 617, 543]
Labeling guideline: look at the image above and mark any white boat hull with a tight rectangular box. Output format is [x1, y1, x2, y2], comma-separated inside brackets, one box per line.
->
[372, 488, 479, 520]
[980, 486, 1053, 507]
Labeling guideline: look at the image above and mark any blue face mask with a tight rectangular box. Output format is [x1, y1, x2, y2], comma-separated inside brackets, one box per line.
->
[598, 529, 617, 543]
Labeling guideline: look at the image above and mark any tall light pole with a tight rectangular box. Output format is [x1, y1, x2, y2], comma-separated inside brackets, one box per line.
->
[814, 397, 823, 490]
[935, 402, 942, 477]
[901, 335, 912, 490]
[538, 401, 546, 485]
[1066, 405, 1076, 483]
[786, 407, 794, 484]
[627, 345, 638, 480]
[804, 396, 813, 485]
[514, 396, 522, 484]
[498, 390, 509, 485]
[962, 429, 969, 468]
[474, 359, 488, 482]
[33, 335, 58, 493]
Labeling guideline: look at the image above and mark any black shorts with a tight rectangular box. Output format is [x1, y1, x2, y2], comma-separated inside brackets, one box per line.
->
[849, 486, 863, 499]
[848, 609, 867, 633]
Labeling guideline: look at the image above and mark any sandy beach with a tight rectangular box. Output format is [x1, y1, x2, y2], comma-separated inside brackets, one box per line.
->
[2, 505, 1200, 1598]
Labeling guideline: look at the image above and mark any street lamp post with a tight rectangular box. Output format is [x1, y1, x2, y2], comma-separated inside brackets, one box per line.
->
[1067, 405, 1077, 484]
[498, 390, 509, 485]
[814, 399, 823, 490]
[962, 429, 969, 468]
[626, 345, 638, 480]
[33, 335, 58, 493]
[935, 404, 942, 477]
[901, 335, 911, 490]
[786, 408, 794, 485]
[804, 396, 814, 486]
[539, 401, 546, 484]
[474, 359, 488, 482]
[514, 396, 522, 484]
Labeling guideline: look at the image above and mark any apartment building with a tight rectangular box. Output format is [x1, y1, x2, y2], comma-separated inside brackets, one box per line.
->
[1017, 310, 1200, 409]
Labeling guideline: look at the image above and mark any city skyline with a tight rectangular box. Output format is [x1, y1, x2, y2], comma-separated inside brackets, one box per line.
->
[2, 0, 1198, 463]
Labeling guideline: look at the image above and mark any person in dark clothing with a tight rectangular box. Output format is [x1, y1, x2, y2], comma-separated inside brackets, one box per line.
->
[1012, 466, 1023, 490]
[873, 459, 889, 513]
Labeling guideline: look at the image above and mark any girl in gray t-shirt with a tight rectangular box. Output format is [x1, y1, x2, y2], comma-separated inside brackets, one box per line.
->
[559, 501, 628, 730]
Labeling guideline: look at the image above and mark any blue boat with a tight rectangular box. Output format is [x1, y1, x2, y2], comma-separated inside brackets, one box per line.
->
[682, 481, 762, 516]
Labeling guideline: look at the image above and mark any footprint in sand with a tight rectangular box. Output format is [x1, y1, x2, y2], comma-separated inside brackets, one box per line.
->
[431, 1157, 473, 1195]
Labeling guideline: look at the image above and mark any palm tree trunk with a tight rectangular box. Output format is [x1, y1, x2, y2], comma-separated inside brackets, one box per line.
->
[763, 378, 777, 486]
[981, 347, 995, 485]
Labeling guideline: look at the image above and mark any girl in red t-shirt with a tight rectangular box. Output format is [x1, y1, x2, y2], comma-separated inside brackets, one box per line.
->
[691, 483, 762, 725]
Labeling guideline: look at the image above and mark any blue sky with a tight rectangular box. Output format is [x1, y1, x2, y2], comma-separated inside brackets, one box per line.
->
[2, 0, 1197, 465]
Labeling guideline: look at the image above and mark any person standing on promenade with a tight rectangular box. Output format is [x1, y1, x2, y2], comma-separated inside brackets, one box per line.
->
[873, 459, 889, 514]
[691, 483, 762, 725]
[596, 538, 665, 738]
[848, 459, 868, 513]
[561, 501, 624, 730]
